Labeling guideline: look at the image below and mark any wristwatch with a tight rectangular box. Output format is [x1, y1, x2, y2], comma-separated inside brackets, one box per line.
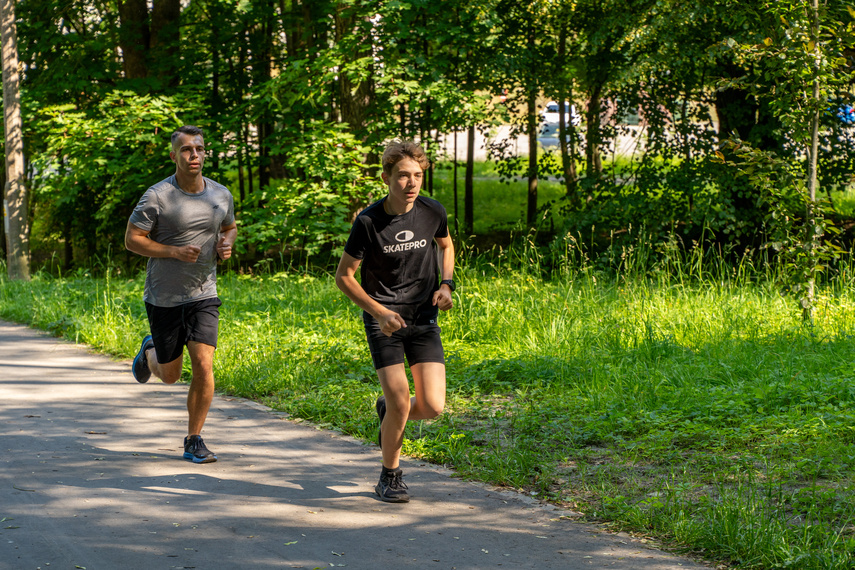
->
[440, 279, 456, 292]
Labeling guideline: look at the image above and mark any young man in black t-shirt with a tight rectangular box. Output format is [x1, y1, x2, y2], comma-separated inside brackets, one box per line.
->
[335, 141, 455, 503]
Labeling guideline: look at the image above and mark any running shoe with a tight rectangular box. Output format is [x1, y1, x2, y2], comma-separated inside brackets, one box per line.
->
[375, 466, 409, 503]
[132, 335, 154, 383]
[183, 435, 217, 463]
[375, 395, 386, 448]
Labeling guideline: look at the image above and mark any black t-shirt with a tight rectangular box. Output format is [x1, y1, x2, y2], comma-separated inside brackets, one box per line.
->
[344, 196, 449, 325]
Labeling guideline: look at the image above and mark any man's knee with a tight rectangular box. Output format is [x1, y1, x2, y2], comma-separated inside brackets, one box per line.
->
[188, 341, 215, 363]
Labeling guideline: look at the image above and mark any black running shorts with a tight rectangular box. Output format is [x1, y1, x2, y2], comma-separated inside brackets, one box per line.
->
[363, 314, 445, 370]
[145, 297, 221, 364]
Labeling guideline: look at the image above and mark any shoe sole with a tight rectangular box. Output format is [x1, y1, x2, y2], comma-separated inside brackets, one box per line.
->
[132, 335, 153, 383]
[183, 451, 217, 464]
[375, 484, 409, 503]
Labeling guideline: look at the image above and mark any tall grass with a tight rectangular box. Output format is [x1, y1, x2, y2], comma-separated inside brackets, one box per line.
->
[1, 237, 855, 568]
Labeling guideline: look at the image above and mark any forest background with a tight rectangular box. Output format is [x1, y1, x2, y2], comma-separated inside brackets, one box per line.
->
[0, 0, 850, 282]
[2, 1, 855, 568]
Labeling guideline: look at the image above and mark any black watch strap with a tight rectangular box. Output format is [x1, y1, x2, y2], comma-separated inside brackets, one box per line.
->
[440, 279, 456, 292]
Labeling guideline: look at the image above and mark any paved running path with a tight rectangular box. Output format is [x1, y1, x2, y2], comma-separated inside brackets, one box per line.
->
[0, 321, 709, 570]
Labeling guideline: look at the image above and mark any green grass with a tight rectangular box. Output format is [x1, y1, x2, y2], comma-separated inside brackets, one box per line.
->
[2, 250, 855, 568]
[830, 183, 855, 219]
[429, 160, 569, 236]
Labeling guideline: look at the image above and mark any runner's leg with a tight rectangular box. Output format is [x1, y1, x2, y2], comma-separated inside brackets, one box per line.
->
[408, 361, 446, 420]
[186, 340, 216, 436]
[378, 361, 445, 468]
[377, 363, 410, 469]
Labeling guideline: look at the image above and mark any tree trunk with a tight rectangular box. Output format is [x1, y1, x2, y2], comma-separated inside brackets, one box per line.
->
[237, 147, 245, 202]
[0, 162, 5, 262]
[586, 83, 603, 176]
[424, 99, 433, 196]
[334, 5, 374, 138]
[453, 128, 459, 232]
[256, 3, 274, 191]
[464, 124, 475, 235]
[556, 24, 577, 205]
[527, 86, 538, 227]
[63, 224, 72, 272]
[236, 39, 248, 198]
[804, 0, 821, 323]
[150, 0, 180, 85]
[209, 2, 222, 171]
[1, 0, 29, 280]
[117, 0, 149, 79]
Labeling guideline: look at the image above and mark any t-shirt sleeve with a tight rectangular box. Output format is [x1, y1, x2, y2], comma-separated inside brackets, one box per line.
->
[223, 191, 236, 227]
[343, 215, 371, 260]
[128, 188, 160, 232]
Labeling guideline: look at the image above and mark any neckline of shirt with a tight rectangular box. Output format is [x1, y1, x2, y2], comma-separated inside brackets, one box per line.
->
[171, 174, 208, 196]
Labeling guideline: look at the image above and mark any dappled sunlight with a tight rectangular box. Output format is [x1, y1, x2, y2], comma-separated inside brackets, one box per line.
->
[0, 320, 703, 569]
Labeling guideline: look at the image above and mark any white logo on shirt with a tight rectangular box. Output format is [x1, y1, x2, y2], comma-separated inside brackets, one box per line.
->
[384, 230, 427, 254]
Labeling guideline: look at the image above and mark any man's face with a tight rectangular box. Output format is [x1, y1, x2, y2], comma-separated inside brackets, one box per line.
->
[170, 133, 205, 176]
[382, 157, 423, 206]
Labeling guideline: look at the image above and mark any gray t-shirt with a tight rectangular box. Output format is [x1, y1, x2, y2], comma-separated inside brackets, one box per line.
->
[129, 175, 235, 307]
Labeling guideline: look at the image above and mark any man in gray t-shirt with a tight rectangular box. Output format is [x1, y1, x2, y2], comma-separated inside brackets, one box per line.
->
[125, 125, 237, 464]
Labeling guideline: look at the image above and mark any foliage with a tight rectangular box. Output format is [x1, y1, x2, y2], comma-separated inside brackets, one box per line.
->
[16, 0, 122, 107]
[30, 91, 206, 263]
[716, 139, 846, 311]
[717, 0, 855, 315]
[237, 120, 386, 260]
[7, 0, 855, 288]
[725, 2, 855, 151]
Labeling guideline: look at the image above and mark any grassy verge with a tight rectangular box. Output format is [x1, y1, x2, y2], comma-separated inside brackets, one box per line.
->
[1, 255, 854, 568]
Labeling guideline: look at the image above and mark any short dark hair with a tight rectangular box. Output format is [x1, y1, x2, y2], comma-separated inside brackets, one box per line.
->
[171, 125, 204, 146]
[382, 140, 429, 175]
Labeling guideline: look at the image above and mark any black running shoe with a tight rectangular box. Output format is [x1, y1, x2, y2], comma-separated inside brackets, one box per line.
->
[375, 466, 409, 503]
[183, 435, 217, 464]
[375, 395, 386, 448]
[132, 335, 154, 383]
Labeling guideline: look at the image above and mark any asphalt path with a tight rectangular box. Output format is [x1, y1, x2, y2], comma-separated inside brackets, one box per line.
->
[0, 320, 710, 570]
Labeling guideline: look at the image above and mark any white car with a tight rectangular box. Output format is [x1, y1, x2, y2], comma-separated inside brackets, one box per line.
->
[540, 100, 581, 136]
[538, 101, 583, 147]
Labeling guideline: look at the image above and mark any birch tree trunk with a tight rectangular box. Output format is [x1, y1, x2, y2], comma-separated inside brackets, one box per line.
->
[804, 0, 820, 322]
[1, 0, 28, 280]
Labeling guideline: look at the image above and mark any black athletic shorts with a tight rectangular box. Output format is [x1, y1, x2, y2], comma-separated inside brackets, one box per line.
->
[363, 313, 445, 370]
[145, 297, 221, 364]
